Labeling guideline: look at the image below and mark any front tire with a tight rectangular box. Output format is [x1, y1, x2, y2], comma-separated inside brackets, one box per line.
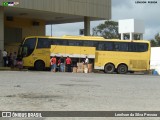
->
[104, 63, 115, 74]
[34, 61, 45, 71]
[117, 64, 128, 74]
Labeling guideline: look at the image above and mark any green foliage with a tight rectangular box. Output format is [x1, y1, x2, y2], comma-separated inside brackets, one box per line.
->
[150, 33, 160, 47]
[92, 21, 120, 39]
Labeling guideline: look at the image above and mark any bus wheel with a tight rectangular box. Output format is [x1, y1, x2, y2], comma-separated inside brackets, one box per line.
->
[104, 63, 115, 74]
[117, 64, 128, 74]
[34, 61, 45, 71]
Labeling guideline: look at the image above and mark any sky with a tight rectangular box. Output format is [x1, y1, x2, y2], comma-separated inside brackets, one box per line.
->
[46, 0, 160, 40]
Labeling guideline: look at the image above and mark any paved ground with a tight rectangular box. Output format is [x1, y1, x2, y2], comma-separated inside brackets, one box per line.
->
[0, 71, 160, 120]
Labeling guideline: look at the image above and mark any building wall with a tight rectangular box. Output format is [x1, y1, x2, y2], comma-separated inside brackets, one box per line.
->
[0, 0, 111, 19]
[3, 17, 45, 54]
[4, 17, 45, 40]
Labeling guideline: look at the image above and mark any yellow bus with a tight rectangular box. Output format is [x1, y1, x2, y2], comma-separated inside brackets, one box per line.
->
[18, 36, 151, 74]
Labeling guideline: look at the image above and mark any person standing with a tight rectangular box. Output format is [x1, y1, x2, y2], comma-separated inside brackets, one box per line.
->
[84, 56, 89, 68]
[9, 53, 14, 67]
[59, 56, 65, 72]
[57, 59, 60, 72]
[13, 52, 17, 67]
[66, 56, 72, 72]
[2, 49, 7, 67]
[50, 56, 57, 72]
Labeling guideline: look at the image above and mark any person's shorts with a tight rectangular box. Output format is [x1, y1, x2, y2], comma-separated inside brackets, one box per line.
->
[52, 64, 57, 69]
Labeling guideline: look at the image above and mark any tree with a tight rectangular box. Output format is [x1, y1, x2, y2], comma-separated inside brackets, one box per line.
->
[150, 39, 158, 47]
[155, 33, 160, 46]
[150, 33, 160, 47]
[92, 21, 120, 39]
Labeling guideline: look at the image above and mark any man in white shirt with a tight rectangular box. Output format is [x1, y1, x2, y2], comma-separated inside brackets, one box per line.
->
[84, 56, 89, 68]
[85, 56, 89, 64]
[2, 49, 7, 67]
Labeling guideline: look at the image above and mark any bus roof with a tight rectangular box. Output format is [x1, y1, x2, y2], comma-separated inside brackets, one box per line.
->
[25, 36, 150, 43]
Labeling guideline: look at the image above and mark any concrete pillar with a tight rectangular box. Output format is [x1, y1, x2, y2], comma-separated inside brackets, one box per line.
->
[0, 7, 4, 67]
[130, 32, 133, 40]
[121, 33, 124, 40]
[84, 17, 90, 36]
[140, 34, 143, 40]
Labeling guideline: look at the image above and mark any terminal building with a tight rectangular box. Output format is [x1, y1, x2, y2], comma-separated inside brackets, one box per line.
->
[0, 0, 111, 66]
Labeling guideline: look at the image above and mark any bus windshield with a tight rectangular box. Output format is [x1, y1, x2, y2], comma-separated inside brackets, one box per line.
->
[19, 38, 36, 57]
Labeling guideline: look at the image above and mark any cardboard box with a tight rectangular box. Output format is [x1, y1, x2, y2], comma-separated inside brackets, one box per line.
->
[83, 64, 88, 69]
[88, 64, 93, 69]
[77, 63, 84, 69]
[88, 68, 93, 73]
[84, 68, 88, 73]
[77, 69, 84, 73]
[72, 67, 77, 73]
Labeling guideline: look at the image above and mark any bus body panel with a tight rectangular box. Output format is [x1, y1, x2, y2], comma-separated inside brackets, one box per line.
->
[50, 45, 95, 58]
[94, 51, 150, 71]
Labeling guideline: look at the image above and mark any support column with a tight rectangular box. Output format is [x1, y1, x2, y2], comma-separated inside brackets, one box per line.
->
[130, 32, 133, 40]
[140, 34, 143, 40]
[0, 7, 4, 67]
[84, 17, 90, 36]
[121, 33, 124, 40]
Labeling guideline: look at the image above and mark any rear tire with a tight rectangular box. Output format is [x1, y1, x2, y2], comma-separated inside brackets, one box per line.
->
[104, 63, 115, 74]
[34, 61, 45, 71]
[117, 64, 128, 74]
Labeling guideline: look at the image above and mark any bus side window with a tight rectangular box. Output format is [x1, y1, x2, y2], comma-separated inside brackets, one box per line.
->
[37, 38, 51, 48]
[129, 43, 139, 52]
[83, 41, 90, 47]
[83, 41, 93, 47]
[62, 40, 68, 46]
[120, 43, 128, 51]
[129, 43, 135, 52]
[68, 40, 76, 46]
[98, 42, 104, 51]
[137, 43, 148, 52]
[105, 42, 113, 51]
[114, 42, 128, 51]
[51, 39, 67, 46]
[127, 43, 148, 52]
[114, 43, 119, 51]
[51, 39, 60, 45]
[76, 41, 82, 46]
[92, 41, 98, 50]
